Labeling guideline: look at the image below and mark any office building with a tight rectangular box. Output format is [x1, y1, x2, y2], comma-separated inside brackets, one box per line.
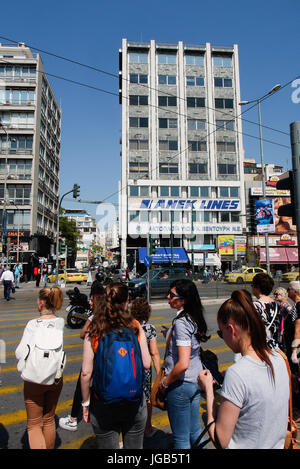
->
[0, 42, 61, 274]
[119, 39, 246, 268]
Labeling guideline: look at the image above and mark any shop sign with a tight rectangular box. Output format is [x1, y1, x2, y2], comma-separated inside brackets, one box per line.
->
[136, 199, 240, 211]
[277, 234, 295, 245]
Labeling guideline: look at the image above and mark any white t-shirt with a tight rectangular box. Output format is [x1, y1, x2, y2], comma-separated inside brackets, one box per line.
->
[221, 352, 289, 449]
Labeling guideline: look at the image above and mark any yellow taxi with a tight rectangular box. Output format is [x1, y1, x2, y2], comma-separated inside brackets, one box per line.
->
[281, 271, 300, 282]
[47, 269, 88, 284]
[224, 267, 269, 284]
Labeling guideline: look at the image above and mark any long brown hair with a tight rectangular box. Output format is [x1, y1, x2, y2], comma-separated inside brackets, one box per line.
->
[39, 287, 64, 311]
[88, 282, 138, 340]
[217, 290, 275, 380]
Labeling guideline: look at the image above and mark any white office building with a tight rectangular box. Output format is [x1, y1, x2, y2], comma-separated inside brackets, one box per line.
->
[119, 39, 246, 268]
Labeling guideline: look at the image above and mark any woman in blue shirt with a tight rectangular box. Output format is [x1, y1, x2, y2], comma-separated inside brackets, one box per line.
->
[159, 279, 210, 449]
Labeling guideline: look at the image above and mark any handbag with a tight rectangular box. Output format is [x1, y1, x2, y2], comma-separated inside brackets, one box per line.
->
[192, 420, 223, 449]
[276, 348, 300, 449]
[150, 326, 173, 411]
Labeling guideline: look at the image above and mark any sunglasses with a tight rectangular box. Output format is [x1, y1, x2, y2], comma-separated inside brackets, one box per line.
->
[217, 329, 223, 339]
[168, 291, 184, 299]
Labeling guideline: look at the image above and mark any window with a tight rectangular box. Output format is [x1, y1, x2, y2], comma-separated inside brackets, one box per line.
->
[216, 120, 235, 131]
[129, 52, 148, 64]
[158, 96, 177, 106]
[159, 118, 178, 129]
[231, 213, 240, 222]
[158, 54, 176, 64]
[187, 97, 205, 108]
[188, 140, 207, 151]
[219, 212, 230, 222]
[129, 162, 149, 174]
[129, 73, 148, 84]
[159, 140, 178, 151]
[187, 119, 206, 130]
[215, 98, 234, 109]
[214, 77, 232, 87]
[129, 186, 149, 197]
[129, 139, 149, 150]
[189, 163, 207, 174]
[192, 211, 210, 222]
[129, 95, 148, 106]
[160, 186, 180, 197]
[190, 186, 209, 197]
[213, 56, 232, 67]
[185, 55, 204, 66]
[219, 187, 239, 197]
[218, 164, 237, 175]
[158, 75, 176, 85]
[129, 117, 148, 128]
[6, 184, 31, 204]
[186, 76, 204, 86]
[159, 163, 178, 174]
[216, 141, 236, 152]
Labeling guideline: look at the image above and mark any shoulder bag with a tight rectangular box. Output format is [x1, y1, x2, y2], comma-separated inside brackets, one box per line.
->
[276, 348, 300, 449]
[150, 326, 173, 411]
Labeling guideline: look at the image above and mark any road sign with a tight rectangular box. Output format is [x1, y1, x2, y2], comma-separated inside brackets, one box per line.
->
[107, 251, 113, 258]
[144, 255, 151, 267]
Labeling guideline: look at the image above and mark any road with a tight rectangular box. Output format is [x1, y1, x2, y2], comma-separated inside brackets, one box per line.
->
[0, 279, 292, 449]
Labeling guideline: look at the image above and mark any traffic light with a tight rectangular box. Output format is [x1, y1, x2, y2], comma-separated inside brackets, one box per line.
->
[150, 237, 159, 255]
[72, 184, 80, 199]
[2, 244, 6, 255]
[59, 240, 66, 254]
[276, 171, 296, 225]
[67, 246, 73, 257]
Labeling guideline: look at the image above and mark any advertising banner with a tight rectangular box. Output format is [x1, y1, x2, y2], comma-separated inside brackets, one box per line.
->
[255, 199, 275, 233]
[218, 235, 234, 255]
[274, 197, 296, 234]
[130, 198, 241, 211]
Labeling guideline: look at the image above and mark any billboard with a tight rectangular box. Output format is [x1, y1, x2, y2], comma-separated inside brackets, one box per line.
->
[218, 235, 234, 255]
[274, 197, 296, 234]
[255, 199, 275, 233]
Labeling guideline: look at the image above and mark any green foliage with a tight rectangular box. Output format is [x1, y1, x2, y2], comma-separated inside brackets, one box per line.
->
[59, 217, 81, 267]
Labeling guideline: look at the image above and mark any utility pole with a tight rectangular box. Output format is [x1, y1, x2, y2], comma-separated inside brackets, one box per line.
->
[170, 211, 174, 266]
[290, 122, 300, 268]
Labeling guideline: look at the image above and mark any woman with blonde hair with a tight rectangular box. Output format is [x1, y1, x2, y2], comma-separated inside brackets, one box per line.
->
[274, 287, 293, 352]
[15, 287, 65, 449]
[198, 290, 289, 449]
[81, 282, 151, 449]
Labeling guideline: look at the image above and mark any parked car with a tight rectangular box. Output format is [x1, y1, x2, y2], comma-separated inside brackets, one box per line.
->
[224, 267, 269, 284]
[128, 267, 191, 299]
[47, 269, 88, 284]
[113, 268, 126, 282]
[281, 270, 300, 282]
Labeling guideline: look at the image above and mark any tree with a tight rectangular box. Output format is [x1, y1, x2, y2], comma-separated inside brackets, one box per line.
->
[59, 217, 81, 267]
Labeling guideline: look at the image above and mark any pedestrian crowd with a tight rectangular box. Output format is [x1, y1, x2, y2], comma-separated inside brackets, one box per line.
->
[13, 273, 300, 449]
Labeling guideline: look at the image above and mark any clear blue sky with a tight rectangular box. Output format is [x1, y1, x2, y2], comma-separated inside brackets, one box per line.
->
[2, 0, 300, 218]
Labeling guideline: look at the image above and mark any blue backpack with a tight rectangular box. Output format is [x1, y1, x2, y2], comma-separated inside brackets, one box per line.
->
[93, 327, 144, 405]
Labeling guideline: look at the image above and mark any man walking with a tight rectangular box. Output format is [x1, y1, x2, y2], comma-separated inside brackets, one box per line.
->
[14, 263, 23, 288]
[1, 267, 15, 301]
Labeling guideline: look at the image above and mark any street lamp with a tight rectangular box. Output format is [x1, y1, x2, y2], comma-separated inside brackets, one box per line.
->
[239, 84, 281, 276]
[9, 199, 20, 263]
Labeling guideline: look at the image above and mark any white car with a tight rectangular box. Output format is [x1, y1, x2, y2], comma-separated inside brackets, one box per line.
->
[113, 269, 126, 281]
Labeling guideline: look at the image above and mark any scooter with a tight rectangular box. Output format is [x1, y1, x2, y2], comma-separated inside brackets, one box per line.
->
[66, 287, 92, 329]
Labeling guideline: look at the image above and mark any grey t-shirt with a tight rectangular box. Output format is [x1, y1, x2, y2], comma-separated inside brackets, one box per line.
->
[221, 353, 289, 449]
[164, 315, 203, 383]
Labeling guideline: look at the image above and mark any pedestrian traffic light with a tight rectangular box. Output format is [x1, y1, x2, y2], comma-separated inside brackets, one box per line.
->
[276, 171, 296, 225]
[59, 241, 66, 255]
[72, 184, 80, 199]
[67, 246, 73, 257]
[150, 237, 159, 255]
[2, 244, 6, 255]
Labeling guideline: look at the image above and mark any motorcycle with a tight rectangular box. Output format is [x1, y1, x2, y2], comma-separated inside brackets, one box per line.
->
[66, 287, 92, 329]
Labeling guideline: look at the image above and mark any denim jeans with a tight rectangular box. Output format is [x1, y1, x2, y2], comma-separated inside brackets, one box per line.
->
[167, 380, 203, 449]
[3, 280, 12, 300]
[90, 395, 147, 449]
[15, 274, 20, 288]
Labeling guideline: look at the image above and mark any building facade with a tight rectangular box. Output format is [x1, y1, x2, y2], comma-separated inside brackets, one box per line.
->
[0, 42, 61, 274]
[119, 39, 246, 268]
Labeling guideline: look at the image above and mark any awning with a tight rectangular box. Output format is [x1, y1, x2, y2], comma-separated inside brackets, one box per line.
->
[139, 248, 188, 264]
[260, 247, 289, 264]
[286, 248, 299, 263]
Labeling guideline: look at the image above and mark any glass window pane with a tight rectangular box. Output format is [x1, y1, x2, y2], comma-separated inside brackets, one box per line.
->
[171, 186, 179, 196]
[224, 78, 232, 87]
[220, 187, 229, 197]
[190, 187, 199, 197]
[168, 97, 177, 106]
[130, 186, 139, 196]
[139, 118, 148, 127]
[130, 74, 138, 83]
[186, 76, 195, 86]
[169, 119, 177, 128]
[140, 186, 149, 196]
[204, 212, 210, 222]
[230, 187, 239, 197]
[196, 77, 204, 86]
[218, 164, 226, 174]
[169, 140, 178, 150]
[188, 120, 196, 130]
[158, 96, 167, 106]
[200, 187, 209, 197]
[228, 164, 236, 174]
[159, 118, 168, 128]
[214, 77, 223, 87]
[196, 98, 205, 107]
[160, 186, 169, 196]
[225, 99, 234, 109]
[158, 75, 167, 85]
[140, 74, 148, 83]
[168, 76, 176, 85]
[129, 95, 138, 105]
[139, 96, 148, 105]
[187, 97, 195, 107]
[140, 211, 149, 222]
[226, 121, 234, 131]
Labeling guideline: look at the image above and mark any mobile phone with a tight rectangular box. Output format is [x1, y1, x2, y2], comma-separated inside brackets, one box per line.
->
[202, 362, 224, 388]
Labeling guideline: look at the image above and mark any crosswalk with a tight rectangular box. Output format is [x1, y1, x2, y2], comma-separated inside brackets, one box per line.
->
[0, 299, 233, 449]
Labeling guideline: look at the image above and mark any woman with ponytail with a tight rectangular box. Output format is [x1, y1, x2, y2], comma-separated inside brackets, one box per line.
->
[15, 287, 64, 449]
[81, 282, 151, 449]
[198, 290, 290, 449]
[159, 279, 210, 449]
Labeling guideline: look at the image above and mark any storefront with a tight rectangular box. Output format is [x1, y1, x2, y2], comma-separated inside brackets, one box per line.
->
[260, 247, 298, 271]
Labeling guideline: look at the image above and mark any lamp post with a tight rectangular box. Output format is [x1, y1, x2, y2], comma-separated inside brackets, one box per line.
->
[239, 84, 281, 276]
[9, 200, 20, 263]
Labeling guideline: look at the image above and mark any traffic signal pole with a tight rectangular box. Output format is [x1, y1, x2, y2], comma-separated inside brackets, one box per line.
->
[147, 234, 150, 304]
[290, 122, 300, 268]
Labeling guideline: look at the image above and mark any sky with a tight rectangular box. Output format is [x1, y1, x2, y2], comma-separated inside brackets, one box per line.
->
[1, 0, 300, 219]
